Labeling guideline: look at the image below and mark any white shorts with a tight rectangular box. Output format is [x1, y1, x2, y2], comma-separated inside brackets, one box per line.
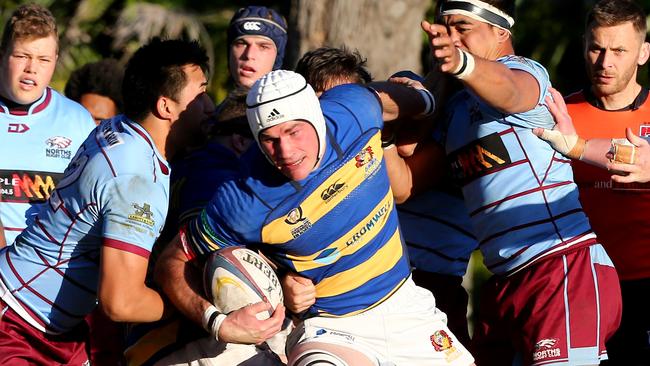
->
[154, 338, 283, 366]
[287, 276, 475, 366]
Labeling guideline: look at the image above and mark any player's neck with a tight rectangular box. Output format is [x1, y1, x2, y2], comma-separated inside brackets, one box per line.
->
[595, 82, 642, 110]
[137, 115, 171, 160]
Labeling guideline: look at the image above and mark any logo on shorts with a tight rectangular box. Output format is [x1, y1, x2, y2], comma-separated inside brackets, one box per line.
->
[128, 202, 155, 226]
[430, 330, 462, 362]
[285, 206, 312, 239]
[533, 338, 561, 361]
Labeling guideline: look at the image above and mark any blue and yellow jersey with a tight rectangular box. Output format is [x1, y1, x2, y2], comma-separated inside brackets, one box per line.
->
[0, 116, 169, 333]
[184, 84, 411, 317]
[444, 56, 595, 276]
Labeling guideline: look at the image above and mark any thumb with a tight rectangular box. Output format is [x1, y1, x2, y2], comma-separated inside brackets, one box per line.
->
[532, 127, 548, 138]
[626, 127, 644, 146]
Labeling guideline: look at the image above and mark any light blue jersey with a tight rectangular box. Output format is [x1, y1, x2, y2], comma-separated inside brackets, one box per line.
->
[0, 116, 169, 333]
[0, 88, 95, 244]
[444, 56, 595, 276]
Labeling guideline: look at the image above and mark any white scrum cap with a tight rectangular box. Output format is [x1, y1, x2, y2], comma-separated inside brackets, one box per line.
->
[246, 70, 327, 163]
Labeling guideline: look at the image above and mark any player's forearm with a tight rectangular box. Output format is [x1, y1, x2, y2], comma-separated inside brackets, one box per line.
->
[579, 138, 612, 169]
[101, 286, 168, 323]
[369, 82, 434, 122]
[460, 59, 538, 114]
[154, 238, 212, 327]
[384, 145, 415, 204]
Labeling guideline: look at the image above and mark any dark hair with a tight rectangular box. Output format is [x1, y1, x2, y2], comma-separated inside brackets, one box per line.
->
[210, 86, 251, 138]
[122, 38, 209, 122]
[295, 46, 372, 93]
[65, 59, 124, 112]
[586, 0, 647, 36]
[1, 4, 58, 53]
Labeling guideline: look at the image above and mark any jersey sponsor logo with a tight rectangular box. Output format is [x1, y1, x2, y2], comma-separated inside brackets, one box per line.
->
[284, 206, 312, 239]
[533, 338, 561, 361]
[344, 200, 391, 247]
[0, 170, 61, 203]
[448, 132, 512, 184]
[45, 136, 73, 160]
[99, 121, 124, 148]
[266, 108, 284, 122]
[640, 124, 650, 137]
[320, 179, 347, 203]
[242, 21, 262, 31]
[7, 123, 29, 133]
[128, 202, 155, 226]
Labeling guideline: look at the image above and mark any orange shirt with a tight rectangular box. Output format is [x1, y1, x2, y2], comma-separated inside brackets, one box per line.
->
[567, 89, 650, 280]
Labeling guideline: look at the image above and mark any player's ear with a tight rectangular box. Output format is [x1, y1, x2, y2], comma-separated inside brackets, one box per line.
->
[495, 26, 509, 44]
[638, 41, 650, 66]
[154, 96, 174, 120]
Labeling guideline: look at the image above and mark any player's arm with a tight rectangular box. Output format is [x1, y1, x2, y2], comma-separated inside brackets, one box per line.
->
[422, 21, 539, 114]
[98, 244, 169, 322]
[384, 139, 448, 203]
[368, 79, 435, 123]
[155, 230, 285, 344]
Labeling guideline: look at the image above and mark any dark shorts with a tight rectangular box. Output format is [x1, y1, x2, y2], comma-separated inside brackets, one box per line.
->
[472, 244, 622, 365]
[0, 298, 89, 366]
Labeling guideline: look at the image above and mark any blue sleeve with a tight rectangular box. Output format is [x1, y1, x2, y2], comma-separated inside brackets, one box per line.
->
[499, 56, 554, 129]
[319, 84, 383, 133]
[100, 174, 167, 255]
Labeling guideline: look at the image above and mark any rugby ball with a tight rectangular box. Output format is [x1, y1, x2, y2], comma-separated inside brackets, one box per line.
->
[204, 246, 283, 320]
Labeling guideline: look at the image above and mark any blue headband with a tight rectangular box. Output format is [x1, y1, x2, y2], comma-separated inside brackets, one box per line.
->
[227, 6, 288, 70]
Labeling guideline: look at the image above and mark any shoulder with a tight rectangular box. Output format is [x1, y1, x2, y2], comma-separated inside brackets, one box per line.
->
[50, 88, 95, 129]
[498, 56, 550, 81]
[320, 84, 383, 131]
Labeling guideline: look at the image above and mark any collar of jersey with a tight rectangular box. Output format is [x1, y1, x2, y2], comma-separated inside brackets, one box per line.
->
[0, 88, 52, 116]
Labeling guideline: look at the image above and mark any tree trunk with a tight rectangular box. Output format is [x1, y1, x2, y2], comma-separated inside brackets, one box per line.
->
[287, 0, 430, 80]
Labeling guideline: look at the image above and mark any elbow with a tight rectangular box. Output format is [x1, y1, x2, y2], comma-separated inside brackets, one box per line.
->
[392, 188, 411, 205]
[99, 297, 134, 322]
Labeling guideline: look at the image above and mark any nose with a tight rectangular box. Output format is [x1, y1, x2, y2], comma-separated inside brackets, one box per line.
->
[24, 57, 35, 73]
[275, 137, 294, 160]
[242, 44, 257, 60]
[448, 28, 462, 48]
[596, 49, 613, 69]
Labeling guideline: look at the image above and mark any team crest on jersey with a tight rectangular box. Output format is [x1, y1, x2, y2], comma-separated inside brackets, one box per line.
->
[285, 206, 312, 239]
[533, 338, 561, 361]
[430, 330, 462, 362]
[45, 136, 73, 159]
[448, 132, 512, 185]
[639, 124, 650, 137]
[128, 202, 155, 227]
[354, 146, 380, 177]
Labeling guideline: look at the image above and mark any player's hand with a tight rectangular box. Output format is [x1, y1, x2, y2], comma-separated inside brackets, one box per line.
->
[421, 20, 461, 74]
[533, 87, 584, 159]
[608, 128, 650, 183]
[281, 272, 316, 315]
[218, 301, 285, 345]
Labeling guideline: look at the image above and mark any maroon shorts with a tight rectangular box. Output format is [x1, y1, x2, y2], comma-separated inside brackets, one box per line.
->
[472, 244, 622, 365]
[0, 298, 89, 366]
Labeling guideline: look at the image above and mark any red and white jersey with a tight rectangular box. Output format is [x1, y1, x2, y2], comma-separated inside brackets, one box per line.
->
[567, 88, 650, 280]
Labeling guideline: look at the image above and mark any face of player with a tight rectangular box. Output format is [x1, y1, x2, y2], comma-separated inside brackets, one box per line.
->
[166, 64, 214, 157]
[229, 35, 277, 88]
[258, 120, 320, 181]
[442, 14, 505, 60]
[79, 93, 118, 125]
[0, 35, 57, 105]
[584, 22, 648, 101]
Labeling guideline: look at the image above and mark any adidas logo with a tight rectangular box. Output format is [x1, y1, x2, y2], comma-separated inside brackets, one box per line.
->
[266, 108, 284, 122]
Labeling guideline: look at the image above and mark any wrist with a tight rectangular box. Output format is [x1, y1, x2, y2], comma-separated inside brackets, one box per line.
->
[451, 48, 476, 80]
[567, 137, 586, 160]
[415, 88, 435, 117]
[381, 133, 396, 150]
[202, 305, 227, 340]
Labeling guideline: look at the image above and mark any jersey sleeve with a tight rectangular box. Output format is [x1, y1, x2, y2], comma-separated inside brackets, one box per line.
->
[498, 56, 554, 129]
[180, 181, 254, 260]
[99, 174, 168, 258]
[319, 84, 384, 133]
